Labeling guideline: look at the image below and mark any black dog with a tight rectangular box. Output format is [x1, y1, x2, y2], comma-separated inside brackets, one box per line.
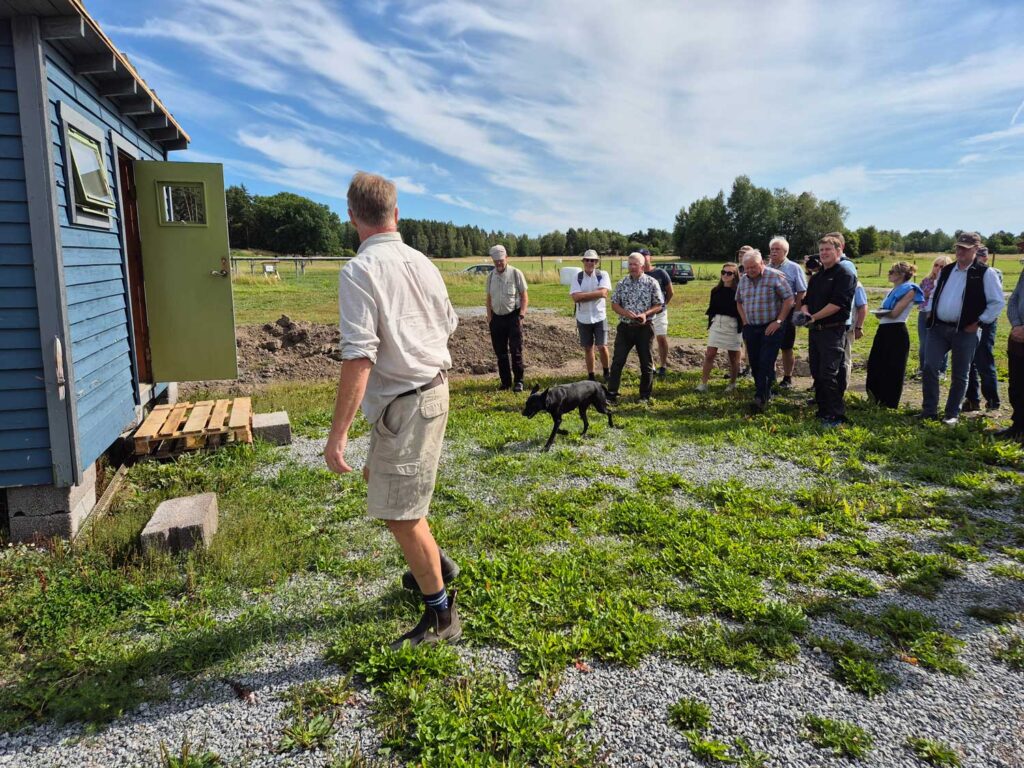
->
[521, 381, 615, 451]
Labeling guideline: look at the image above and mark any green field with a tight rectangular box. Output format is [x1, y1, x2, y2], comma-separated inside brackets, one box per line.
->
[231, 250, 1021, 375]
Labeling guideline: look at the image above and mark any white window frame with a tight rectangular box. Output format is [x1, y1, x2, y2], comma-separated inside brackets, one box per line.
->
[58, 102, 114, 229]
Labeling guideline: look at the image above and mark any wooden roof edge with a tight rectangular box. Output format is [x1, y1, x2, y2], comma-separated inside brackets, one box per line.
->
[54, 0, 189, 146]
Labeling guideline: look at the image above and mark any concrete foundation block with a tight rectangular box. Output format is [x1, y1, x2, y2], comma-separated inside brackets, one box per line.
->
[7, 463, 96, 518]
[141, 493, 219, 553]
[253, 411, 292, 446]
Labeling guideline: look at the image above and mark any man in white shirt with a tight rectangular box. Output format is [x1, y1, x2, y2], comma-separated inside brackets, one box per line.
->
[922, 231, 1005, 424]
[570, 249, 611, 381]
[767, 236, 807, 388]
[325, 172, 462, 649]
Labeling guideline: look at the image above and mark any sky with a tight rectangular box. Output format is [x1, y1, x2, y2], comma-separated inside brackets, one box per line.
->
[94, 0, 1024, 236]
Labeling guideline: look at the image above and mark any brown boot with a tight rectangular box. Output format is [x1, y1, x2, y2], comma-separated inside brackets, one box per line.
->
[389, 589, 463, 650]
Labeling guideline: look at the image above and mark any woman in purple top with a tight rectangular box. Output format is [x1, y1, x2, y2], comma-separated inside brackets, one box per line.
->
[916, 255, 952, 377]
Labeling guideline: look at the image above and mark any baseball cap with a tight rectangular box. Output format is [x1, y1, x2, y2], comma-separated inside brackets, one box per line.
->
[639, 248, 651, 256]
[581, 249, 599, 261]
[956, 231, 982, 248]
[489, 245, 507, 260]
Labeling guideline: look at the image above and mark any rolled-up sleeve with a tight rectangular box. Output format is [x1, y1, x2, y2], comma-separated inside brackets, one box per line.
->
[338, 264, 379, 363]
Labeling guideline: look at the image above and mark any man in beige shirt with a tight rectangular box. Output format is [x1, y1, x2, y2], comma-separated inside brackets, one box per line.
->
[325, 172, 461, 649]
[486, 245, 528, 392]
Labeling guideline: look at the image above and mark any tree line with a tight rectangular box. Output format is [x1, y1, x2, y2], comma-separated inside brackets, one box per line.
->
[226, 182, 1022, 261]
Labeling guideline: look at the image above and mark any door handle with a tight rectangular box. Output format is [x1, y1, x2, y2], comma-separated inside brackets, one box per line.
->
[210, 269, 229, 277]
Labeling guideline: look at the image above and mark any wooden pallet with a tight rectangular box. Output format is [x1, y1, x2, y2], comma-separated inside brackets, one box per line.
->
[133, 398, 253, 456]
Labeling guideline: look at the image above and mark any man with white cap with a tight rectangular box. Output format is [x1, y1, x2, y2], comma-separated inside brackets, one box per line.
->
[571, 249, 611, 381]
[486, 244, 529, 392]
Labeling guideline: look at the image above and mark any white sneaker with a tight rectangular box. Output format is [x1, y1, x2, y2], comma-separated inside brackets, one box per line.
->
[696, 383, 708, 393]
[724, 382, 737, 393]
[942, 416, 959, 426]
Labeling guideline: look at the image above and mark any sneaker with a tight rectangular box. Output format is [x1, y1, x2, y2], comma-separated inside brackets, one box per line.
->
[724, 382, 737, 393]
[986, 401, 1001, 411]
[961, 399, 980, 413]
[606, 392, 618, 404]
[638, 397, 652, 406]
[512, 382, 524, 393]
[401, 549, 461, 592]
[995, 426, 1024, 441]
[779, 377, 793, 389]
[390, 589, 463, 650]
[751, 397, 766, 414]
[916, 412, 940, 422]
[498, 383, 511, 391]
[806, 397, 817, 406]
[820, 418, 842, 429]
[656, 366, 667, 378]
[696, 382, 708, 393]
[942, 416, 959, 426]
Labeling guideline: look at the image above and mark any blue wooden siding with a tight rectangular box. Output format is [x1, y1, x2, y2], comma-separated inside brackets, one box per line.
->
[0, 20, 52, 487]
[43, 42, 165, 474]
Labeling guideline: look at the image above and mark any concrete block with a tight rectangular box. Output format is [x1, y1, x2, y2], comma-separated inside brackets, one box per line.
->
[10, 512, 72, 542]
[7, 463, 96, 518]
[141, 493, 218, 553]
[253, 411, 292, 446]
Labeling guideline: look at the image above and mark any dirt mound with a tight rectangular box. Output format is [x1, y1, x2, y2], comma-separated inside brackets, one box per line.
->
[224, 314, 582, 387]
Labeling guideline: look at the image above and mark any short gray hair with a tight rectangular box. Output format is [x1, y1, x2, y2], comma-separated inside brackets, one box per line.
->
[741, 249, 763, 264]
[768, 236, 790, 254]
[627, 252, 645, 264]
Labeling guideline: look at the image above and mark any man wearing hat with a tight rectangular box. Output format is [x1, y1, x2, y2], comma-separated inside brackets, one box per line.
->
[922, 231, 1004, 424]
[964, 246, 1003, 412]
[486, 244, 529, 392]
[570, 249, 612, 381]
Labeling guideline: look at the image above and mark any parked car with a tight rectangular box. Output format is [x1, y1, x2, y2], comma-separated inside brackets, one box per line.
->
[463, 264, 495, 275]
[660, 262, 695, 284]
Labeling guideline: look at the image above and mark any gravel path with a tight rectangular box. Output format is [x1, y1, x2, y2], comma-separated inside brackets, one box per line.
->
[4, 431, 1022, 768]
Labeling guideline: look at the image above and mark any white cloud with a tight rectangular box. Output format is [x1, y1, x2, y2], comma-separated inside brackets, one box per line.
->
[112, 0, 1024, 233]
[963, 124, 1024, 145]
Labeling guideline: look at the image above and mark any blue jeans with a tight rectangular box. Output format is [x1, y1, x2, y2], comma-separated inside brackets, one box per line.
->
[922, 322, 981, 418]
[966, 321, 999, 406]
[742, 324, 783, 403]
[917, 311, 947, 375]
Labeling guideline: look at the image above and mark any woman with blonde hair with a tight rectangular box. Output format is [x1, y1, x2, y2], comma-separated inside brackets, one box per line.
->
[866, 261, 924, 407]
[698, 263, 743, 392]
[916, 255, 953, 377]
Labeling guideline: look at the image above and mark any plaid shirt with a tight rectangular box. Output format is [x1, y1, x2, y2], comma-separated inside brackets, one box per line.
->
[736, 266, 793, 325]
[611, 273, 664, 323]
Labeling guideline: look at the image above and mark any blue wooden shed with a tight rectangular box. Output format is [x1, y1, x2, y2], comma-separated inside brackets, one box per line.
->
[0, 1, 237, 540]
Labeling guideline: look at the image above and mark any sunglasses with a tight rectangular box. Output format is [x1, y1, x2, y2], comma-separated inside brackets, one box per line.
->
[721, 270, 736, 276]
[583, 259, 599, 263]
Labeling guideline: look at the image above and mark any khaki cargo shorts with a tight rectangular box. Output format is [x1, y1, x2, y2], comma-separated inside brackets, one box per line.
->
[366, 382, 449, 521]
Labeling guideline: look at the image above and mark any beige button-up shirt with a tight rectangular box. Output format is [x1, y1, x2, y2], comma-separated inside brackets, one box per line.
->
[338, 232, 458, 424]
[487, 266, 527, 316]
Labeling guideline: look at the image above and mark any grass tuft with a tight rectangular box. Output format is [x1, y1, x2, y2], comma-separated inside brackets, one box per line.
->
[907, 737, 963, 767]
[667, 698, 712, 732]
[801, 714, 873, 759]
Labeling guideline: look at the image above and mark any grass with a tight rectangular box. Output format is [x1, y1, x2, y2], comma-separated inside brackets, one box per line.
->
[2, 361, 1022, 759]
[668, 698, 712, 732]
[907, 737, 963, 767]
[802, 714, 874, 759]
[159, 739, 222, 767]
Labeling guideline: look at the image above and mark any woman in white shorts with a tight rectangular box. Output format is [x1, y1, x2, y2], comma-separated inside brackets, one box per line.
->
[698, 263, 743, 392]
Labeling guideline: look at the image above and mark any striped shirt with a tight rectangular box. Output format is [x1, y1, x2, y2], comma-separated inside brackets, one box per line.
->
[735, 266, 794, 325]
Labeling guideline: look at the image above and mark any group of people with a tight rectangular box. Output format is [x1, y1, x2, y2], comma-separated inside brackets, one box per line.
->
[326, 171, 1024, 651]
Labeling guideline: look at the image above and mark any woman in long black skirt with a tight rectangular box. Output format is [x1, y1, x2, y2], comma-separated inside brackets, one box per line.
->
[866, 262, 924, 408]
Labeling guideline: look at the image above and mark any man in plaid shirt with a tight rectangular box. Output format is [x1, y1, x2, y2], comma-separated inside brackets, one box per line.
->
[607, 252, 664, 404]
[735, 249, 794, 411]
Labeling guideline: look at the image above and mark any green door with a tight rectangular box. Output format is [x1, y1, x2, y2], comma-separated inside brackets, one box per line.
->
[133, 161, 237, 381]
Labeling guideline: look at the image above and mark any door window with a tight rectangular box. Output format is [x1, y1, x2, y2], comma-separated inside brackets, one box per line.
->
[159, 182, 207, 226]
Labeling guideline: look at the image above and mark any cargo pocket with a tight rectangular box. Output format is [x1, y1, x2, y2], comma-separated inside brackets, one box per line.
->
[420, 397, 449, 419]
[379, 460, 421, 508]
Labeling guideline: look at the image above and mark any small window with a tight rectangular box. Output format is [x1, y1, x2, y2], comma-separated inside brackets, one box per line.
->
[159, 182, 207, 226]
[68, 127, 115, 218]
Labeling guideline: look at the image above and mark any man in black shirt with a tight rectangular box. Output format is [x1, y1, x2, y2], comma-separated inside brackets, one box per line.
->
[799, 235, 857, 427]
[643, 250, 674, 377]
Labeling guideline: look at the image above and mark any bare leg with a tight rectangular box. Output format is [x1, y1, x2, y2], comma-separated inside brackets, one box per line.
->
[584, 345, 595, 375]
[782, 349, 795, 378]
[385, 518, 443, 595]
[657, 335, 669, 368]
[728, 350, 740, 383]
[598, 345, 610, 369]
[701, 347, 718, 384]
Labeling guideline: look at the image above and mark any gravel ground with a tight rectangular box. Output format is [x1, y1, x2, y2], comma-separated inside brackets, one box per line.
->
[4, 431, 1021, 768]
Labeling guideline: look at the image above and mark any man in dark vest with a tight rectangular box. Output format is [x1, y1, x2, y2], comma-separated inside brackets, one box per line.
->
[922, 231, 1005, 424]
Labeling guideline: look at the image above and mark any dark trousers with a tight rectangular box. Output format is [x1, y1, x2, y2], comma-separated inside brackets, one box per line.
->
[1009, 338, 1024, 428]
[866, 323, 910, 408]
[742, 324, 783, 403]
[489, 312, 524, 387]
[809, 326, 847, 420]
[607, 322, 654, 398]
[966, 321, 1000, 407]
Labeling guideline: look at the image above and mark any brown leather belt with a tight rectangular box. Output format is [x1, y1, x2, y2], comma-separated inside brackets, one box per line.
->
[396, 371, 445, 398]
